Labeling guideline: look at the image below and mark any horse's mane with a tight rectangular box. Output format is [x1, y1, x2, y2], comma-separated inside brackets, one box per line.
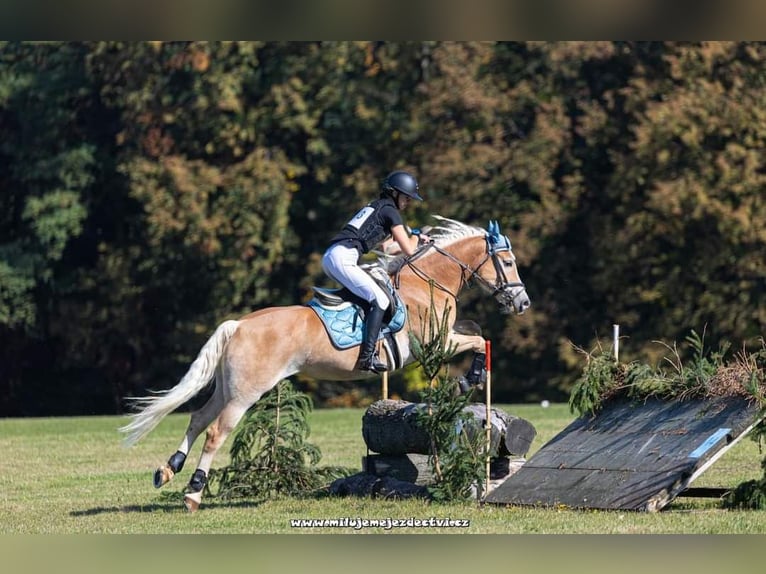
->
[377, 215, 486, 273]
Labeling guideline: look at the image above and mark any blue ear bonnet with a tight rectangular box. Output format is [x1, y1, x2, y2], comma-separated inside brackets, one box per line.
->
[487, 220, 511, 253]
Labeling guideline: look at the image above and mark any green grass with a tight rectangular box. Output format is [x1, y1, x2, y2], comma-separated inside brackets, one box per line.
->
[1, 403, 765, 534]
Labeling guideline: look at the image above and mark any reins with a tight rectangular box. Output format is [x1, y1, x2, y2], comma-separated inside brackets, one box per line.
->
[393, 239, 524, 303]
[394, 242, 473, 300]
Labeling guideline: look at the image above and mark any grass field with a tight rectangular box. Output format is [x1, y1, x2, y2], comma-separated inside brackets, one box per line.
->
[2, 402, 766, 534]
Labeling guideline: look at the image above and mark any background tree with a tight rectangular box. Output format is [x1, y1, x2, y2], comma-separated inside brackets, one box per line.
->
[1, 41, 765, 415]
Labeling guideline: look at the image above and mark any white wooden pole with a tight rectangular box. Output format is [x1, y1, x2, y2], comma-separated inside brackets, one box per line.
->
[380, 341, 389, 399]
[613, 324, 620, 362]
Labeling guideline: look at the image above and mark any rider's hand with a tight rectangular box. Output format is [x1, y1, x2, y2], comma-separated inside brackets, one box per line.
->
[410, 228, 432, 247]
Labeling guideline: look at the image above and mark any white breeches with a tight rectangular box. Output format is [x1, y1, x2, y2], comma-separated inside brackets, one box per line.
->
[322, 244, 390, 310]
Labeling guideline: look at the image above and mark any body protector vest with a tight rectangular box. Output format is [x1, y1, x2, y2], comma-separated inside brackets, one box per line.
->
[330, 197, 402, 254]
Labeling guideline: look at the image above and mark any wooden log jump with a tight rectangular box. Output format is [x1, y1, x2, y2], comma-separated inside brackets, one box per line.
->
[362, 452, 523, 486]
[361, 399, 537, 458]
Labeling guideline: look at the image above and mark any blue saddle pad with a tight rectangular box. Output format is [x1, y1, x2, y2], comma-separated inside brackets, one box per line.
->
[307, 294, 407, 350]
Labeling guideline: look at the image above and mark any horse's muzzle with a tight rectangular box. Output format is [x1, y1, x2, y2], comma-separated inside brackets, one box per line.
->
[497, 284, 531, 315]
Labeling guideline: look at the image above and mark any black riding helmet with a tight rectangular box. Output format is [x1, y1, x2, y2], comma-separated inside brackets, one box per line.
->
[382, 170, 423, 201]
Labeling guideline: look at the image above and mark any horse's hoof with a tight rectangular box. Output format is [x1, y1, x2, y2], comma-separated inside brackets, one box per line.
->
[153, 466, 174, 489]
[183, 492, 202, 513]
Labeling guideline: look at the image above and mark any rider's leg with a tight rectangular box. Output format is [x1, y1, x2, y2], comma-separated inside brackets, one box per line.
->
[356, 301, 388, 372]
[322, 244, 389, 372]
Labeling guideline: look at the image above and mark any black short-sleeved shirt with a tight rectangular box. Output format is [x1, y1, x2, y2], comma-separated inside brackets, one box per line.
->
[330, 196, 403, 254]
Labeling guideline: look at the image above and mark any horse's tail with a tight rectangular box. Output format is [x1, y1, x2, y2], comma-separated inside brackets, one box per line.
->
[119, 319, 241, 447]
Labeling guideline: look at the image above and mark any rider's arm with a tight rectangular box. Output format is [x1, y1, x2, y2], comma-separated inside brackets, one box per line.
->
[391, 225, 430, 256]
[380, 237, 399, 255]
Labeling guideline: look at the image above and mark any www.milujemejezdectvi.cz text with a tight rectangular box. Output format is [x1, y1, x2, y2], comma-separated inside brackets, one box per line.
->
[290, 517, 470, 530]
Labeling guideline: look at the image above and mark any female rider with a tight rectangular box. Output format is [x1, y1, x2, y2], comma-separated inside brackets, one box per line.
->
[322, 170, 430, 373]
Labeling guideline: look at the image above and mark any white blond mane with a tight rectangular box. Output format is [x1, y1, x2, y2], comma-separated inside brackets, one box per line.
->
[378, 215, 487, 273]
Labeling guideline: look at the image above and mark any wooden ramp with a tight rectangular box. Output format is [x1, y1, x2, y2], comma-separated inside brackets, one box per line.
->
[485, 395, 763, 511]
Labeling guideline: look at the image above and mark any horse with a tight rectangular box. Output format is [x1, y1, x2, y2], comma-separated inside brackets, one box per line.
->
[119, 216, 531, 512]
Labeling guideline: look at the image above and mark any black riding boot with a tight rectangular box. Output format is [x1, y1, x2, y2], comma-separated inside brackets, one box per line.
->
[356, 304, 388, 373]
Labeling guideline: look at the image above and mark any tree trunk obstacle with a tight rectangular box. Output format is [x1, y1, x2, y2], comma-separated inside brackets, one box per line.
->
[330, 399, 536, 498]
[362, 399, 537, 458]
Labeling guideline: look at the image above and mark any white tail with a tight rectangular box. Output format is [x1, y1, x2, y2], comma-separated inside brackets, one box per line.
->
[119, 320, 240, 446]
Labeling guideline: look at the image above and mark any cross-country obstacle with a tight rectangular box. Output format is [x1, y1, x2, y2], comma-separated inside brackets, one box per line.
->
[362, 399, 536, 483]
[329, 398, 537, 499]
[485, 394, 764, 511]
[329, 341, 538, 499]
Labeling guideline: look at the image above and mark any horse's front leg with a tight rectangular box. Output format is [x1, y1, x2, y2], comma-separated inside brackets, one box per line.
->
[446, 330, 486, 355]
[447, 329, 488, 391]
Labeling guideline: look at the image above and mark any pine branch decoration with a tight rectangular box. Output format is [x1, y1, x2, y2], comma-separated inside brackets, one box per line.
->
[205, 380, 351, 500]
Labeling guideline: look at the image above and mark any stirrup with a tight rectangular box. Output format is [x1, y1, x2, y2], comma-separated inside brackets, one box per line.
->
[357, 354, 388, 373]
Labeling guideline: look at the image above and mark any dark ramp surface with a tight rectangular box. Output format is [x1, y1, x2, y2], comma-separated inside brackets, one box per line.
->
[485, 396, 762, 511]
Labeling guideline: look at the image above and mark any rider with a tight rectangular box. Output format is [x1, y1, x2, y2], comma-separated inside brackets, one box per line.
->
[322, 170, 430, 373]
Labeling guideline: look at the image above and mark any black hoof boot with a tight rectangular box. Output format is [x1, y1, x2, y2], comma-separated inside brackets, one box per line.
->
[188, 469, 207, 493]
[457, 376, 472, 395]
[463, 352, 486, 386]
[168, 450, 187, 473]
[154, 450, 188, 488]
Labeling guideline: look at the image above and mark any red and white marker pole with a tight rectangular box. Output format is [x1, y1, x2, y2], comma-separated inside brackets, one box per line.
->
[484, 339, 492, 498]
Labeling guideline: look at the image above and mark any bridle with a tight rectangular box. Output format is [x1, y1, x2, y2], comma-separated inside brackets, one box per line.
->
[476, 235, 527, 307]
[394, 234, 527, 312]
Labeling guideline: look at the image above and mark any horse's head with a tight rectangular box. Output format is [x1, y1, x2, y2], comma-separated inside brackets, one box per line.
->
[476, 220, 531, 315]
[385, 216, 531, 315]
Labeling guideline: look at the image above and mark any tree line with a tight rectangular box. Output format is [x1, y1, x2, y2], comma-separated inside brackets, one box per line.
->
[2, 41, 765, 415]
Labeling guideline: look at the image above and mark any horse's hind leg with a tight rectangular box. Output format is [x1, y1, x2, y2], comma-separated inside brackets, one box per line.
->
[179, 312, 301, 511]
[182, 399, 250, 512]
[153, 373, 225, 489]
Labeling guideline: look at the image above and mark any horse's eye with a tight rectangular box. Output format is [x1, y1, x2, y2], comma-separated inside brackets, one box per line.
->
[503, 260, 514, 268]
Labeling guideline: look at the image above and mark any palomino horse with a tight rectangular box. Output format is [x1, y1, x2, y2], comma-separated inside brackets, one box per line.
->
[120, 216, 530, 511]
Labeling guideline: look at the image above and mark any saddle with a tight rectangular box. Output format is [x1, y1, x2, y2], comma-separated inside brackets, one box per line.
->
[306, 265, 407, 363]
[311, 265, 398, 322]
